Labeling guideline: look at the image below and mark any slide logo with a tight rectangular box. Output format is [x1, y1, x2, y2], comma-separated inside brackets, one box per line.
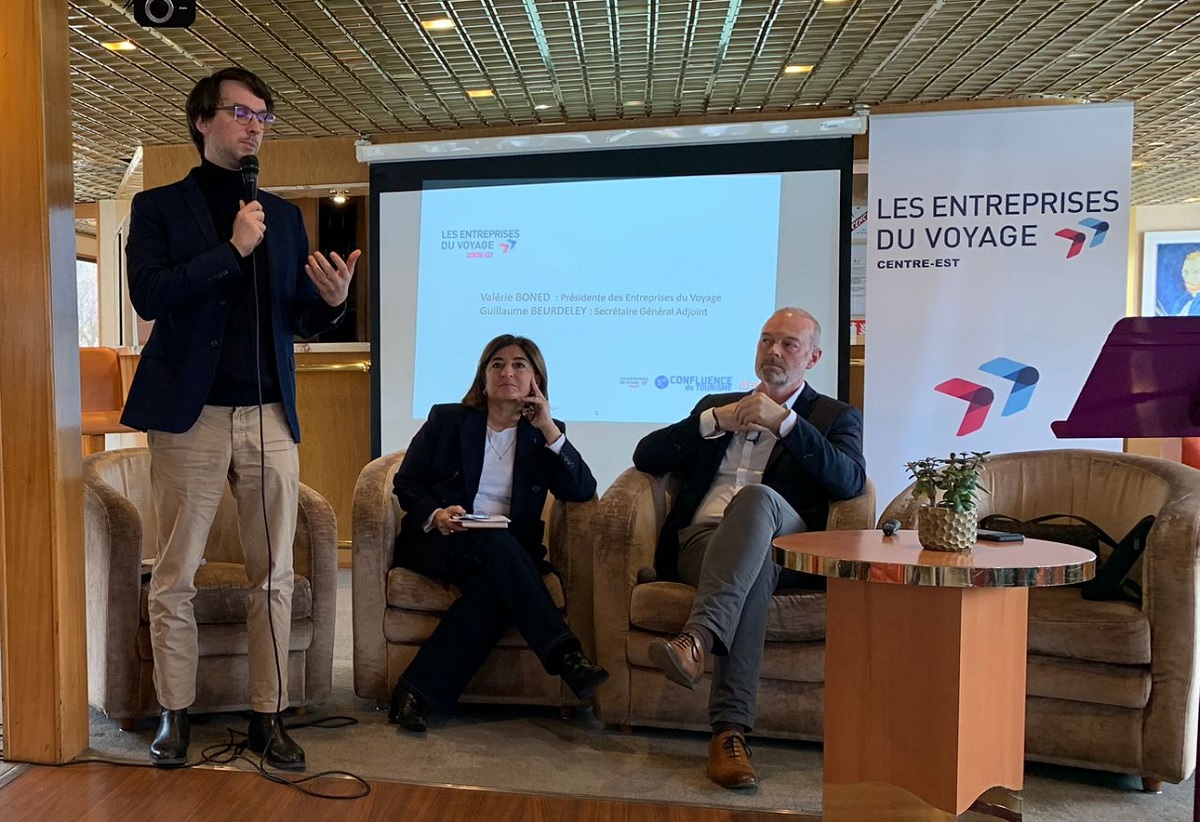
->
[500, 240, 518, 254]
[1054, 218, 1109, 259]
[935, 357, 1040, 436]
[654, 375, 733, 391]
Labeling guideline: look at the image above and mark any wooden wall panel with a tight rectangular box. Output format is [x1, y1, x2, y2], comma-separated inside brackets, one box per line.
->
[294, 351, 373, 549]
[294, 197, 319, 254]
[143, 136, 367, 192]
[0, 0, 90, 763]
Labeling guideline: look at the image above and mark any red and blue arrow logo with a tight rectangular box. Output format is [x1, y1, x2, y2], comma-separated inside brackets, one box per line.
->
[935, 358, 1039, 436]
[934, 379, 995, 436]
[1055, 218, 1109, 258]
[978, 357, 1040, 416]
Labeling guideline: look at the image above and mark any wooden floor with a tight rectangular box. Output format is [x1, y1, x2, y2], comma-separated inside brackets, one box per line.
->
[0, 763, 817, 821]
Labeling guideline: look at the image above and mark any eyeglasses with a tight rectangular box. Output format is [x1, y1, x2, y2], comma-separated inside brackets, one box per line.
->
[215, 104, 277, 126]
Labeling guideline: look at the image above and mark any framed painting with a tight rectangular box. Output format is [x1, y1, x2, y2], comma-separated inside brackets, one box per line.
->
[1142, 231, 1200, 316]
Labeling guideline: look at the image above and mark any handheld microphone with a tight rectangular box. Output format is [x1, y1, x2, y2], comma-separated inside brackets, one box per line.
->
[240, 155, 259, 202]
[881, 519, 901, 537]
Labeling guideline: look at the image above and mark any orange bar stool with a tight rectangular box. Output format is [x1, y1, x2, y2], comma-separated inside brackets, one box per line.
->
[80, 346, 135, 455]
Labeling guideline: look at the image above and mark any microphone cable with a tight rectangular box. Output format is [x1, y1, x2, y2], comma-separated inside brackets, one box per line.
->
[242, 197, 373, 798]
[242, 154, 289, 771]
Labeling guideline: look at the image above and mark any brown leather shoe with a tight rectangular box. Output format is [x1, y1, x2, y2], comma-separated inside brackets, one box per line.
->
[706, 728, 758, 790]
[647, 630, 705, 689]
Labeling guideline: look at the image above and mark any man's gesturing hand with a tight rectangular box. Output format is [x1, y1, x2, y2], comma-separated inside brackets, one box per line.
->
[305, 249, 362, 307]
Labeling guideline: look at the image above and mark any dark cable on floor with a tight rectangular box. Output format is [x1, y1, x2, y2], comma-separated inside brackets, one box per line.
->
[60, 716, 371, 800]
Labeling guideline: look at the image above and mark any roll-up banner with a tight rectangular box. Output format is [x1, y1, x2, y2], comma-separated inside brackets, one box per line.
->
[865, 104, 1133, 508]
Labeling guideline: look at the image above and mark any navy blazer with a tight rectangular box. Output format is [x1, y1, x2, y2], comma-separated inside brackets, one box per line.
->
[633, 384, 866, 581]
[393, 404, 597, 574]
[120, 168, 343, 441]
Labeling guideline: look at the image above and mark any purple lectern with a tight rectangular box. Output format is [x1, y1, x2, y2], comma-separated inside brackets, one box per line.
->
[1053, 316, 1200, 815]
[1052, 317, 1200, 439]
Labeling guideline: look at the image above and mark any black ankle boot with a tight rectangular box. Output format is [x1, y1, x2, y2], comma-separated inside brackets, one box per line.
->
[246, 711, 306, 771]
[388, 680, 427, 733]
[559, 650, 610, 704]
[149, 708, 190, 767]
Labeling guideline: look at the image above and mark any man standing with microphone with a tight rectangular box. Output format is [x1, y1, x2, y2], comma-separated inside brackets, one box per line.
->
[122, 67, 359, 769]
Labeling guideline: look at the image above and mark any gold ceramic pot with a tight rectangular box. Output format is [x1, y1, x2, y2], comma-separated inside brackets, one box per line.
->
[917, 506, 977, 552]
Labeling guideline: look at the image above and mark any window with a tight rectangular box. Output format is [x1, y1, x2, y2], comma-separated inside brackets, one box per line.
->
[77, 257, 99, 346]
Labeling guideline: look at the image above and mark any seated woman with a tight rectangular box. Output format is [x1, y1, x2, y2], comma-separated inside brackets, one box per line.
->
[388, 334, 608, 732]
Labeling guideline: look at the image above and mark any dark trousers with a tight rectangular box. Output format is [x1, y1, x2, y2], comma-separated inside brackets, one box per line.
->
[395, 529, 576, 712]
[677, 484, 823, 730]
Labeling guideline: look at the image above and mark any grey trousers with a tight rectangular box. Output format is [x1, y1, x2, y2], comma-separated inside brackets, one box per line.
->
[677, 484, 815, 730]
[146, 404, 299, 713]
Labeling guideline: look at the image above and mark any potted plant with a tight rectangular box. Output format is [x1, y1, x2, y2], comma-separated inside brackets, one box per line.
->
[904, 451, 991, 552]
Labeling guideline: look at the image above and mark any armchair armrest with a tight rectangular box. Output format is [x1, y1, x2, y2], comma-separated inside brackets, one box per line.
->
[828, 476, 876, 531]
[877, 481, 922, 529]
[593, 468, 666, 724]
[547, 495, 600, 660]
[295, 482, 337, 705]
[351, 451, 404, 701]
[83, 476, 146, 718]
[1139, 458, 1200, 781]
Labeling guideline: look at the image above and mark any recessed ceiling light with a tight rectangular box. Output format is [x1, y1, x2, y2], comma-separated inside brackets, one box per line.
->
[421, 18, 455, 31]
[784, 65, 814, 75]
[822, 0, 854, 5]
[101, 40, 137, 51]
[1185, 197, 1200, 203]
[330, 189, 349, 205]
[467, 89, 494, 99]
[534, 103, 552, 111]
[1131, 161, 1146, 169]
[623, 100, 645, 107]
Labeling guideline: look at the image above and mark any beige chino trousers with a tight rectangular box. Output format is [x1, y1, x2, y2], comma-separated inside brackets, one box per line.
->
[146, 403, 299, 713]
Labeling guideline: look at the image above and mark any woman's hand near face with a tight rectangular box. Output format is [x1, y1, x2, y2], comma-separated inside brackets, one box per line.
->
[522, 382, 560, 445]
[433, 505, 468, 535]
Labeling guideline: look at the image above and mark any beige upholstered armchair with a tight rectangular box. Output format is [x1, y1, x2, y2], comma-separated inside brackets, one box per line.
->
[83, 448, 338, 728]
[879, 449, 1200, 789]
[352, 451, 598, 709]
[592, 468, 876, 737]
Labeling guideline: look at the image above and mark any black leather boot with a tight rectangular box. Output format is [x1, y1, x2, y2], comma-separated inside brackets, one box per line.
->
[246, 711, 306, 771]
[149, 708, 190, 767]
[387, 680, 427, 733]
[559, 650, 610, 704]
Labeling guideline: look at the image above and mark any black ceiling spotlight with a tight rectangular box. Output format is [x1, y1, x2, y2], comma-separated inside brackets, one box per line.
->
[132, 0, 196, 28]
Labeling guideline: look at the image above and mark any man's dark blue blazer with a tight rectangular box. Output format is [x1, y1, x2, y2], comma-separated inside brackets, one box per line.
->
[392, 404, 597, 575]
[120, 167, 342, 441]
[633, 384, 866, 581]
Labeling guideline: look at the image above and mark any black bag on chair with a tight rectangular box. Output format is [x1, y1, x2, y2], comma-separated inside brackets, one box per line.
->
[978, 513, 1155, 605]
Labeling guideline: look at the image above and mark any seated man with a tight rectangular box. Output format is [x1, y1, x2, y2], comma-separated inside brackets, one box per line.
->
[634, 307, 865, 790]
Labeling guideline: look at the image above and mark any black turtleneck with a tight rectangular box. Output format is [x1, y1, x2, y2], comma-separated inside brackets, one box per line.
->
[194, 158, 281, 407]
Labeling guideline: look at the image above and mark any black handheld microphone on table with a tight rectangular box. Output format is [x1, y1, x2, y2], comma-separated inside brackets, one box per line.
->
[240, 154, 259, 202]
[881, 519, 901, 537]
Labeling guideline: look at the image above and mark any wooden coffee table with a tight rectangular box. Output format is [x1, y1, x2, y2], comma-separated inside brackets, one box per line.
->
[774, 529, 1095, 821]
